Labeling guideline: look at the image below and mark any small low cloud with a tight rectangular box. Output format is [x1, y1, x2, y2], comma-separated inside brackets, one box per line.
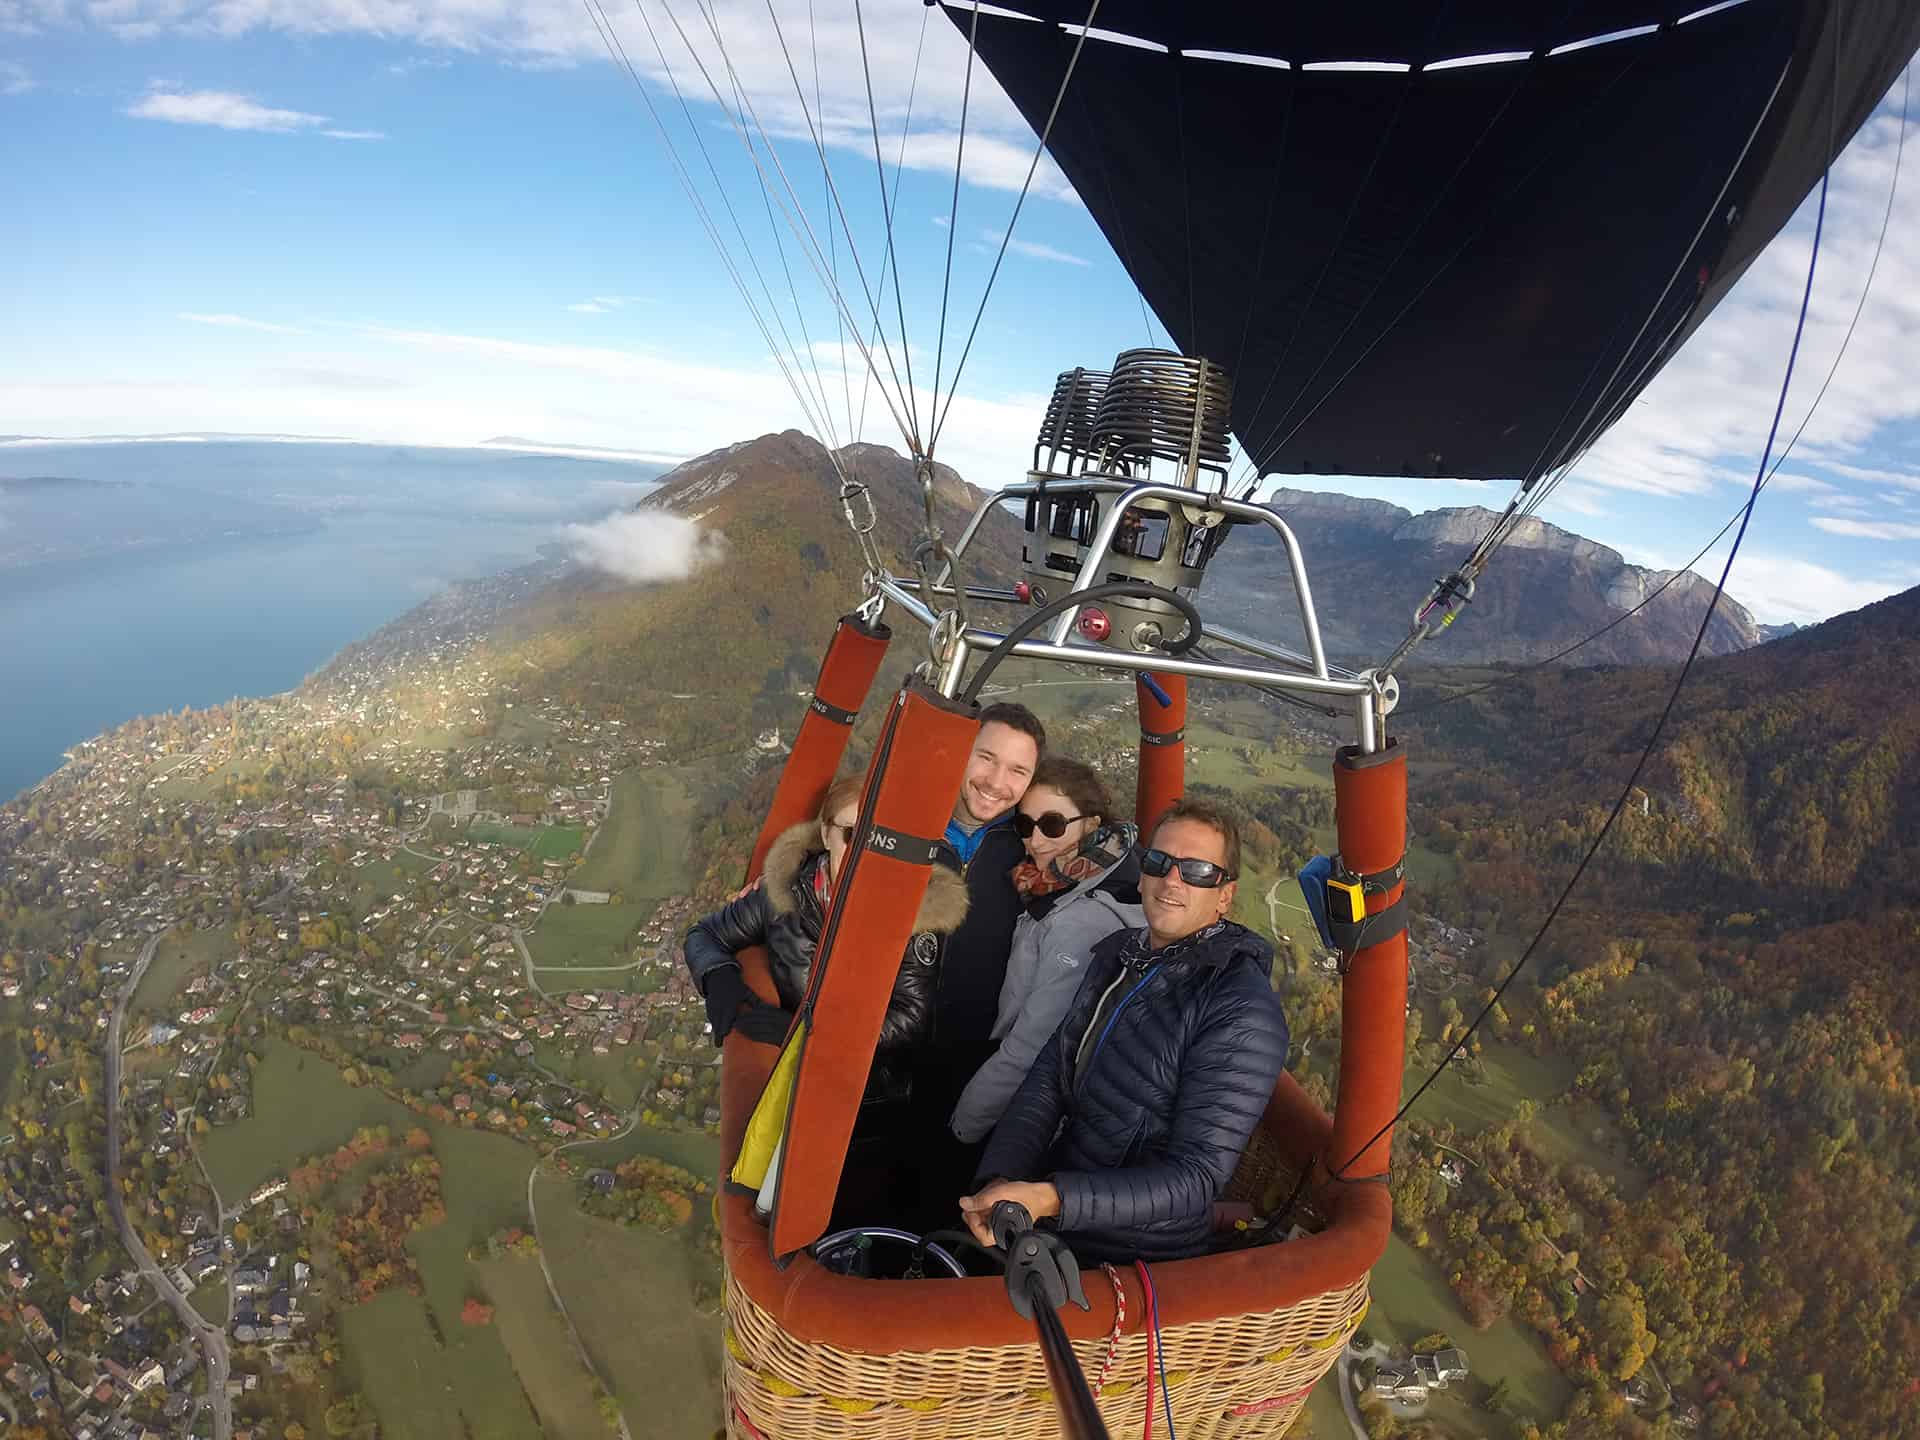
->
[128, 87, 380, 139]
[984, 228, 1089, 266]
[561, 509, 726, 583]
[1763, 472, 1837, 494]
[0, 59, 31, 95]
[1809, 516, 1920, 541]
[180, 311, 306, 334]
[568, 294, 645, 315]
[387, 56, 452, 77]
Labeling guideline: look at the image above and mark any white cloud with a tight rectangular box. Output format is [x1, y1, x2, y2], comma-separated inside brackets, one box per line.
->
[127, 86, 379, 138]
[386, 55, 452, 76]
[0, 58, 31, 95]
[58, 3, 1076, 201]
[1762, 471, 1838, 494]
[984, 228, 1089, 266]
[568, 295, 645, 314]
[129, 88, 330, 132]
[931, 214, 949, 229]
[180, 311, 306, 334]
[1576, 108, 1920, 501]
[560, 508, 726, 583]
[1729, 548, 1920, 625]
[1808, 516, 1920, 541]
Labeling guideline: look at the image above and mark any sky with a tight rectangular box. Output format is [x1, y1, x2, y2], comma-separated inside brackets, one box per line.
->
[2, 2, 1918, 627]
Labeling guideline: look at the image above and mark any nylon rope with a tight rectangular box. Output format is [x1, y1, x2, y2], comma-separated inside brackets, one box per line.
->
[583, 0, 842, 455]
[853, 0, 923, 448]
[635, 0, 843, 443]
[1333, 23, 1840, 1184]
[635, 0, 916, 453]
[1404, 56, 1908, 715]
[751, 0, 923, 443]
[650, 0, 920, 452]
[929, 0, 983, 439]
[704, 1, 845, 458]
[928, 0, 1104, 453]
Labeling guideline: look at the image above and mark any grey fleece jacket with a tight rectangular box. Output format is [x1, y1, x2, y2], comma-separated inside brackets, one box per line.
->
[948, 852, 1144, 1143]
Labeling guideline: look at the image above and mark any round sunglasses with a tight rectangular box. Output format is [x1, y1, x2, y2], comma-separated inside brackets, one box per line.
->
[1014, 810, 1089, 839]
[1138, 847, 1235, 888]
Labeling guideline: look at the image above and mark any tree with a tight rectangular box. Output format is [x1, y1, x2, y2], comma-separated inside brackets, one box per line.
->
[1483, 1377, 1512, 1414]
[461, 1297, 494, 1326]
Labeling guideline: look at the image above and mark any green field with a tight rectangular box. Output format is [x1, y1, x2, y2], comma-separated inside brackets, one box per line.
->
[208, 1040, 553, 1438]
[190, 1277, 229, 1327]
[341, 1290, 467, 1440]
[201, 1041, 419, 1200]
[532, 827, 585, 861]
[1365, 1234, 1571, 1435]
[476, 1255, 611, 1440]
[407, 1127, 545, 1440]
[570, 768, 697, 898]
[532, 1174, 722, 1440]
[1417, 1043, 1573, 1139]
[351, 852, 435, 912]
[525, 903, 648, 969]
[525, 767, 698, 970]
[133, 925, 233, 1016]
[470, 822, 540, 850]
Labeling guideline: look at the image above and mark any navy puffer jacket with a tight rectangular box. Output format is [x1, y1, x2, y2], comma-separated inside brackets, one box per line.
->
[975, 920, 1289, 1263]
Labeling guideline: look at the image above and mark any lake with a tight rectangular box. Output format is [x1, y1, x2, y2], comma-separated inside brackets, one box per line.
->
[0, 440, 668, 801]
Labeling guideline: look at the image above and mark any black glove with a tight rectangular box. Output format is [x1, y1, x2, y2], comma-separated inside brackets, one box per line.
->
[701, 965, 752, 1044]
[701, 965, 794, 1047]
[734, 999, 796, 1047]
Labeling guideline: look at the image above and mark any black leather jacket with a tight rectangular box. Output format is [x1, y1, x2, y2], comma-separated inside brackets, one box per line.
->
[683, 822, 968, 1089]
[975, 920, 1289, 1263]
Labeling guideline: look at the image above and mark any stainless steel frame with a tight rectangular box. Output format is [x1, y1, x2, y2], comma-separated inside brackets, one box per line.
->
[896, 478, 1390, 753]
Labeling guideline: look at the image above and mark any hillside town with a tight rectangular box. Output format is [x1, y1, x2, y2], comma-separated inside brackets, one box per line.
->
[0, 618, 728, 1436]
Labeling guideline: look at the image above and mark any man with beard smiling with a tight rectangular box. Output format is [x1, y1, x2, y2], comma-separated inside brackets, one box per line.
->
[957, 798, 1289, 1263]
[899, 702, 1044, 1223]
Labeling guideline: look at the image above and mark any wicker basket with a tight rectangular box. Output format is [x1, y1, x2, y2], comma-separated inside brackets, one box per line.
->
[723, 1135, 1365, 1440]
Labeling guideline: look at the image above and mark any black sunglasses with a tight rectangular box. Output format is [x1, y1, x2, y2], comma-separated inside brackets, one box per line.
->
[1139, 848, 1235, 888]
[1015, 810, 1088, 840]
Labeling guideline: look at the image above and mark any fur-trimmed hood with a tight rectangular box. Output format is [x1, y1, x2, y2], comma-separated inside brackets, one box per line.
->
[760, 821, 970, 935]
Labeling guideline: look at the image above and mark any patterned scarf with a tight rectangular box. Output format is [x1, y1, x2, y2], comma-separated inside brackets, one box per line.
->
[1011, 822, 1137, 903]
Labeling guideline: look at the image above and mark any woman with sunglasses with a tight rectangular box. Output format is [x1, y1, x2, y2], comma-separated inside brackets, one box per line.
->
[948, 756, 1145, 1145]
[958, 798, 1289, 1264]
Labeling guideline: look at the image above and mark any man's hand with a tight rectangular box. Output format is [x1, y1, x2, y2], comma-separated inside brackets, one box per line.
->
[958, 1179, 1061, 1249]
[730, 876, 763, 902]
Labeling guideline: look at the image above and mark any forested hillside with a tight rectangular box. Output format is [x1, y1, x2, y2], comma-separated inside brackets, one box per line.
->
[1395, 585, 1920, 1439]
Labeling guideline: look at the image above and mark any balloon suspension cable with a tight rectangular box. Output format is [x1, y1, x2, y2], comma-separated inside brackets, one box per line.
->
[1403, 59, 1911, 715]
[1332, 76, 1837, 1191]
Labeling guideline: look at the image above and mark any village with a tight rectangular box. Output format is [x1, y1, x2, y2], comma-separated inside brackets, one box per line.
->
[0, 615, 731, 1436]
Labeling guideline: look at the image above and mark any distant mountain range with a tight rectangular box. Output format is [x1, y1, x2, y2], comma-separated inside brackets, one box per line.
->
[1201, 488, 1782, 668]
[484, 435, 1783, 694]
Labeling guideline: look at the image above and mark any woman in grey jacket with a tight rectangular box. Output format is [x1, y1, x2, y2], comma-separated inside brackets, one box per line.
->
[948, 756, 1144, 1144]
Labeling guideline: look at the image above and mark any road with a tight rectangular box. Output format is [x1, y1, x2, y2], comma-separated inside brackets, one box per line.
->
[107, 929, 234, 1440]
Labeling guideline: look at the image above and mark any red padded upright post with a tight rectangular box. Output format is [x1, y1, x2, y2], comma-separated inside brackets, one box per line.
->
[1134, 671, 1187, 828]
[745, 613, 891, 881]
[767, 680, 979, 1258]
[1326, 739, 1409, 1182]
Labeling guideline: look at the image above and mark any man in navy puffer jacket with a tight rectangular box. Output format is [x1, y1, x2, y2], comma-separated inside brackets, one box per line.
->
[959, 798, 1289, 1264]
